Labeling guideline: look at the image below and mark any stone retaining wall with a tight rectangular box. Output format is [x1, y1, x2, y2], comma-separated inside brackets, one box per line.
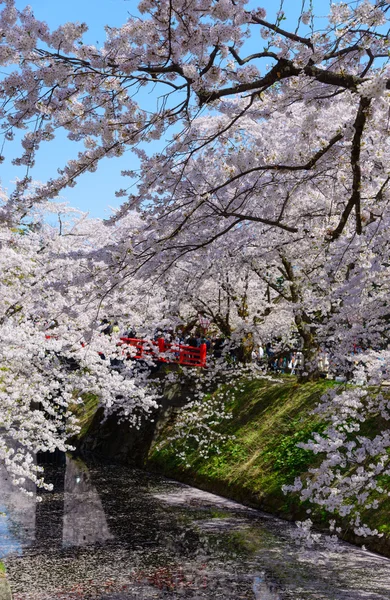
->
[0, 576, 12, 600]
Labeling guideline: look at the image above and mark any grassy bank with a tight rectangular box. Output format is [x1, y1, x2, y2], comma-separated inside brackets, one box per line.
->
[147, 376, 390, 555]
[148, 377, 329, 518]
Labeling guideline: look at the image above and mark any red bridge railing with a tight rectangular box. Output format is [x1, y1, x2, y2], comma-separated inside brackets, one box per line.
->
[119, 337, 207, 368]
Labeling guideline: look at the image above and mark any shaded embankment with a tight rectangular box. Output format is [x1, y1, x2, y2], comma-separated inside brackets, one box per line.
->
[73, 368, 199, 465]
[146, 377, 390, 557]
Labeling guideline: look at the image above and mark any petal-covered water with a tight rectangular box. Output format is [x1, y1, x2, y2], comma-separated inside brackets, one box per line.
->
[1, 457, 390, 599]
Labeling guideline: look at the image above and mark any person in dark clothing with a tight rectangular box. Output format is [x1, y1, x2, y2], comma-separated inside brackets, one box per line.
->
[213, 338, 225, 359]
[203, 337, 211, 350]
[101, 318, 113, 335]
[187, 335, 198, 347]
[124, 327, 136, 338]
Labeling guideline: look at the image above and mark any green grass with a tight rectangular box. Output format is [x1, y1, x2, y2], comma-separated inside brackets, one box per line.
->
[0, 561, 5, 576]
[70, 393, 99, 439]
[148, 377, 333, 519]
[148, 377, 390, 555]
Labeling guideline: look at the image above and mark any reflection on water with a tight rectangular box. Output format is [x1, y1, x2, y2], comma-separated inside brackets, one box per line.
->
[63, 456, 112, 547]
[253, 574, 281, 600]
[1, 457, 390, 599]
[0, 464, 36, 557]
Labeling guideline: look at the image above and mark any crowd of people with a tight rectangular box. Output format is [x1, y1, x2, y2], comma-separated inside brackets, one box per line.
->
[100, 320, 337, 377]
[251, 344, 306, 375]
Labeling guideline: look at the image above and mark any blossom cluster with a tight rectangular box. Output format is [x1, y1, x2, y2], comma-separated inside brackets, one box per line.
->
[0, 0, 390, 542]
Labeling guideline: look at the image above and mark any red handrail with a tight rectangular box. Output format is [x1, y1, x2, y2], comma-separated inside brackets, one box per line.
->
[119, 337, 207, 368]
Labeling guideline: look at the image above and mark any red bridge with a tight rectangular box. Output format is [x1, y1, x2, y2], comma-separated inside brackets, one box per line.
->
[119, 337, 207, 368]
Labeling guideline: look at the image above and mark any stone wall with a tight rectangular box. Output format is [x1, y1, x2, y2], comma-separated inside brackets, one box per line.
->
[0, 576, 12, 600]
[76, 369, 196, 466]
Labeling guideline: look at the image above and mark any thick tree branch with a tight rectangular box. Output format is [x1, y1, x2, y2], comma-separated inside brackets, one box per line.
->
[197, 58, 365, 105]
[330, 97, 371, 240]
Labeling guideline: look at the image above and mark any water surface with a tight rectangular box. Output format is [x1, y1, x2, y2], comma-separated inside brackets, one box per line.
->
[1, 457, 390, 599]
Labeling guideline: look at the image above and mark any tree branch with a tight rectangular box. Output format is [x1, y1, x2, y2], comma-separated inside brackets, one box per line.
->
[330, 97, 371, 240]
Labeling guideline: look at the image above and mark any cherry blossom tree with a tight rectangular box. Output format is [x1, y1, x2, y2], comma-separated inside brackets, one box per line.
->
[0, 0, 387, 225]
[1, 0, 390, 539]
[0, 196, 165, 492]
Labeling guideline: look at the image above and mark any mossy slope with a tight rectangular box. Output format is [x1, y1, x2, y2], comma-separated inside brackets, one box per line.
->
[148, 377, 330, 518]
[147, 377, 390, 555]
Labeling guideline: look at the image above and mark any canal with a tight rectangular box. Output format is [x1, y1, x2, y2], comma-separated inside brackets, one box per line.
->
[1, 456, 390, 599]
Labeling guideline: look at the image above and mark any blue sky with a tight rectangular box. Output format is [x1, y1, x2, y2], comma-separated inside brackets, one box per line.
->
[5, 0, 330, 218]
